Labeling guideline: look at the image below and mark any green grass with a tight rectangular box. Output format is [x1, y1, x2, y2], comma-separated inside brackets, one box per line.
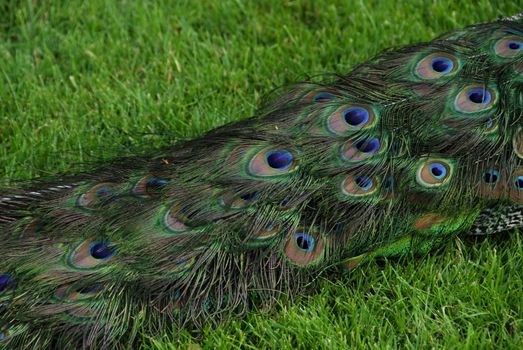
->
[1, 0, 522, 349]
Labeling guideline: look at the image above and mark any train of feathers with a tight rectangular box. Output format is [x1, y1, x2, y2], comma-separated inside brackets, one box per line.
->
[0, 12, 522, 350]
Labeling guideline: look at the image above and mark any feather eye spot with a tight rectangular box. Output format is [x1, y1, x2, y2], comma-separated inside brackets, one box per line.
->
[431, 57, 454, 73]
[22, 218, 44, 235]
[164, 208, 190, 233]
[355, 138, 381, 154]
[89, 241, 115, 260]
[484, 118, 498, 133]
[256, 224, 280, 239]
[55, 284, 103, 301]
[0, 329, 12, 343]
[68, 239, 116, 269]
[415, 53, 459, 79]
[284, 229, 324, 265]
[483, 170, 500, 185]
[515, 176, 523, 190]
[467, 88, 491, 105]
[313, 92, 335, 102]
[96, 186, 112, 197]
[249, 147, 298, 176]
[303, 88, 337, 103]
[429, 163, 447, 179]
[341, 138, 384, 162]
[327, 105, 375, 134]
[455, 86, 496, 113]
[295, 232, 315, 252]
[344, 107, 369, 126]
[342, 175, 378, 196]
[240, 192, 259, 201]
[355, 176, 373, 190]
[417, 159, 452, 187]
[509, 171, 523, 204]
[221, 191, 259, 209]
[0, 273, 15, 293]
[478, 168, 504, 199]
[77, 182, 117, 209]
[77, 285, 103, 296]
[133, 175, 168, 198]
[173, 257, 195, 271]
[494, 35, 523, 58]
[147, 176, 168, 188]
[266, 150, 293, 170]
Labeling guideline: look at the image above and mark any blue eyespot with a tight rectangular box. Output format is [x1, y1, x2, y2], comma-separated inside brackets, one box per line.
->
[431, 57, 454, 73]
[494, 36, 523, 58]
[355, 138, 381, 154]
[95, 186, 114, 198]
[176, 259, 188, 266]
[467, 88, 492, 105]
[508, 40, 522, 51]
[416, 53, 459, 79]
[240, 192, 259, 201]
[483, 169, 500, 184]
[174, 257, 195, 270]
[429, 163, 447, 179]
[0, 273, 15, 292]
[484, 118, 497, 133]
[146, 176, 168, 188]
[355, 176, 373, 190]
[313, 92, 335, 102]
[249, 148, 297, 176]
[77, 285, 102, 295]
[516, 176, 523, 190]
[295, 232, 315, 252]
[343, 107, 370, 127]
[89, 242, 115, 260]
[266, 150, 294, 170]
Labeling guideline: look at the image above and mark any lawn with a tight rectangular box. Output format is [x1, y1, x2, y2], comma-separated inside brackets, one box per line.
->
[0, 0, 522, 349]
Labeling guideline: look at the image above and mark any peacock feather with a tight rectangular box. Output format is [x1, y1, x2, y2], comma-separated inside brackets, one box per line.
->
[1, 12, 523, 349]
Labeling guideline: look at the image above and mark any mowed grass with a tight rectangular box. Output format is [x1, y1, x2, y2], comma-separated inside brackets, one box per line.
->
[0, 0, 522, 349]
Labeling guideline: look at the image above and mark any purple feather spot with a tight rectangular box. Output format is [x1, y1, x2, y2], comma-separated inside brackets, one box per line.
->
[483, 170, 499, 184]
[355, 176, 373, 190]
[343, 107, 369, 126]
[313, 92, 334, 102]
[431, 57, 453, 73]
[0, 273, 14, 292]
[467, 88, 491, 104]
[516, 176, 523, 190]
[77, 285, 102, 295]
[355, 138, 380, 153]
[266, 150, 293, 170]
[240, 192, 259, 201]
[295, 232, 315, 252]
[429, 163, 447, 179]
[90, 242, 114, 260]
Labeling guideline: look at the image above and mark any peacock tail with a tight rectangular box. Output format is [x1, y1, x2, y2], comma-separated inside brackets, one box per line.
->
[1, 13, 522, 349]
